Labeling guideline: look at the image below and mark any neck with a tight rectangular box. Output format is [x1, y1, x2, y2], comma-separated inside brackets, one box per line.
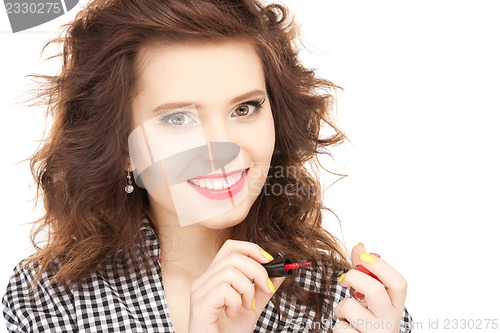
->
[155, 217, 230, 277]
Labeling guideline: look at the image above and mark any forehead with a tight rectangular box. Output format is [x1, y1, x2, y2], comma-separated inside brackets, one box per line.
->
[133, 40, 266, 105]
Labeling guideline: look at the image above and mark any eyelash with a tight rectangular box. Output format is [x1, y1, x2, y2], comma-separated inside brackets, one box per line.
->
[230, 98, 265, 118]
[156, 110, 196, 126]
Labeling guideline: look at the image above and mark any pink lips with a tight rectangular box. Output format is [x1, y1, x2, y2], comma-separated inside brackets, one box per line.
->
[187, 168, 248, 200]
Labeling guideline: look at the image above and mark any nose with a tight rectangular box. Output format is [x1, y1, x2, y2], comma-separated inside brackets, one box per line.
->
[158, 142, 239, 186]
[207, 142, 240, 170]
[201, 115, 232, 143]
[201, 117, 240, 167]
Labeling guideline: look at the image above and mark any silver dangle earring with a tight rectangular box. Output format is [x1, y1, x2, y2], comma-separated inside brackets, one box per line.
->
[125, 170, 134, 194]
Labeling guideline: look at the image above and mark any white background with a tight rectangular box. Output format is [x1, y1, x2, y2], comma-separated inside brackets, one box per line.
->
[1, 1, 499, 332]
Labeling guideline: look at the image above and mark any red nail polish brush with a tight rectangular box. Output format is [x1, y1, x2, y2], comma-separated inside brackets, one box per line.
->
[284, 262, 312, 270]
[262, 256, 312, 277]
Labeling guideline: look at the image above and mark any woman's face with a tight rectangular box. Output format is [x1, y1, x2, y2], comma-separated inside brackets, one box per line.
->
[130, 40, 275, 229]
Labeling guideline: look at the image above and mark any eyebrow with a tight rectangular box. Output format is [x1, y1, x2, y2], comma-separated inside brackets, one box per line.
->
[152, 89, 268, 113]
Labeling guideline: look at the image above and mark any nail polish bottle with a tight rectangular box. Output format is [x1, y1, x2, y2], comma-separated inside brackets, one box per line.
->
[349, 265, 381, 301]
[350, 253, 381, 302]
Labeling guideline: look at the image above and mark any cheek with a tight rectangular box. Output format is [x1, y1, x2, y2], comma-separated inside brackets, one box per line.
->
[146, 186, 176, 214]
[259, 115, 276, 162]
[243, 114, 275, 195]
[244, 112, 276, 161]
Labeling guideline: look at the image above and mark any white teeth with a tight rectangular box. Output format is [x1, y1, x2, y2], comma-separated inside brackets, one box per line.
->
[190, 171, 244, 189]
[213, 181, 223, 190]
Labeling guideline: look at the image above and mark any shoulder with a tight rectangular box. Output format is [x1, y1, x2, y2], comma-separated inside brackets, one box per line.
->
[2, 221, 169, 332]
[2, 258, 77, 332]
[289, 252, 350, 307]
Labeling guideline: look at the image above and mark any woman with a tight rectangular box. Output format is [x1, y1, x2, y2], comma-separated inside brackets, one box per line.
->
[3, 0, 412, 332]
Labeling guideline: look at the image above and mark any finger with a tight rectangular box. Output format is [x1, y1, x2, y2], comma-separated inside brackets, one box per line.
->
[334, 297, 377, 331]
[190, 281, 242, 321]
[356, 253, 407, 310]
[220, 284, 242, 319]
[350, 242, 367, 268]
[339, 269, 393, 317]
[333, 319, 359, 333]
[194, 252, 273, 295]
[252, 276, 285, 313]
[212, 239, 274, 266]
[194, 265, 256, 310]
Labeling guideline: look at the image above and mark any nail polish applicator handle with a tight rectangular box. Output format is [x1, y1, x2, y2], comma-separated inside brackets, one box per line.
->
[262, 256, 312, 278]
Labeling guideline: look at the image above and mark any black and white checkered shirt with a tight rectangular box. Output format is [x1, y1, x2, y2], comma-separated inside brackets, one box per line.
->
[3, 220, 413, 332]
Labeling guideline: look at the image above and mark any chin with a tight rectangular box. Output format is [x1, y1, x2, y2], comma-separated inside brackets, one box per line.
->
[197, 199, 253, 230]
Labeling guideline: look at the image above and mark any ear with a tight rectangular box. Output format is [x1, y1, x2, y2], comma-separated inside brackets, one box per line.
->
[124, 154, 131, 172]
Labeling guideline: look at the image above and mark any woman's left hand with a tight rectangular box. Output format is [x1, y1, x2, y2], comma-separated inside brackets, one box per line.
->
[334, 243, 407, 333]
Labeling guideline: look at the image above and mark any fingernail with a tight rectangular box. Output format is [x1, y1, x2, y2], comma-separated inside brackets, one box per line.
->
[252, 298, 256, 311]
[360, 253, 376, 264]
[358, 242, 365, 247]
[370, 252, 380, 258]
[261, 250, 274, 261]
[350, 287, 365, 301]
[233, 312, 238, 319]
[338, 273, 346, 283]
[267, 278, 275, 293]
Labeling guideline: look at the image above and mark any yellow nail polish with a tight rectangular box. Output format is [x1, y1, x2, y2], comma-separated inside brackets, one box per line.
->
[261, 250, 274, 261]
[252, 298, 256, 311]
[233, 312, 238, 319]
[338, 273, 346, 283]
[267, 278, 275, 293]
[358, 242, 365, 247]
[360, 253, 376, 264]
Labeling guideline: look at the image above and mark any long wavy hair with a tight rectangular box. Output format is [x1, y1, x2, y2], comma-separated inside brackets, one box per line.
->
[28, 0, 350, 328]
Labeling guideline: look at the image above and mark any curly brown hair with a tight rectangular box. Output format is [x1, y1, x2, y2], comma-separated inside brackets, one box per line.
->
[28, 0, 351, 329]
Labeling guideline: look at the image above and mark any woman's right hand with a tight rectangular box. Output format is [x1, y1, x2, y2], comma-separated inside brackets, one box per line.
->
[188, 239, 285, 333]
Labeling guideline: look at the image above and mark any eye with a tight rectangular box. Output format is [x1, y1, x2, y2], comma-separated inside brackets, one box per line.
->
[159, 112, 197, 127]
[230, 99, 265, 118]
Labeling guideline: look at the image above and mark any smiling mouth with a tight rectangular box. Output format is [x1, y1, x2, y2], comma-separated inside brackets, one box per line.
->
[188, 170, 244, 189]
[187, 168, 248, 200]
